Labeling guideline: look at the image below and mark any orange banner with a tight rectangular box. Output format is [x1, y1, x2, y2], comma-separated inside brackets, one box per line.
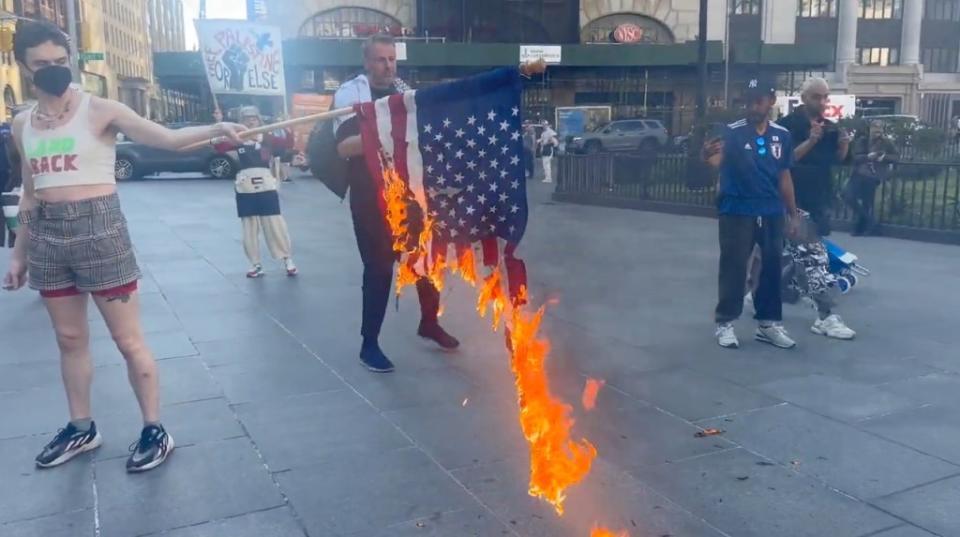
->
[290, 93, 334, 153]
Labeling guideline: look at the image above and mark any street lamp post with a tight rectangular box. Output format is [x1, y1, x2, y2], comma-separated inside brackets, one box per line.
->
[696, 0, 708, 123]
[66, 0, 80, 82]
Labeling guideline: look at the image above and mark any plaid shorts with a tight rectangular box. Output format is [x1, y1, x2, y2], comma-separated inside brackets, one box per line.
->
[19, 193, 141, 293]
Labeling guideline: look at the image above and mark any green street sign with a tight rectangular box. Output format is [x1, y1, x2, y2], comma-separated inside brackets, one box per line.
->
[80, 52, 105, 61]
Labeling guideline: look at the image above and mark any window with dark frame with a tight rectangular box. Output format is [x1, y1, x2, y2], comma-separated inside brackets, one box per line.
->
[925, 0, 960, 21]
[922, 47, 960, 72]
[857, 46, 900, 65]
[799, 0, 838, 17]
[730, 0, 761, 15]
[859, 0, 903, 19]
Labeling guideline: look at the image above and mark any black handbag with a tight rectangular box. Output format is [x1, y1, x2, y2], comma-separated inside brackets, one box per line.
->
[306, 119, 350, 200]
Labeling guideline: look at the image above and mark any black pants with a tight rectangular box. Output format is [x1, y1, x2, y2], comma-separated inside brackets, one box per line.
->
[794, 171, 832, 236]
[843, 177, 879, 234]
[524, 148, 535, 179]
[350, 185, 439, 340]
[716, 215, 784, 324]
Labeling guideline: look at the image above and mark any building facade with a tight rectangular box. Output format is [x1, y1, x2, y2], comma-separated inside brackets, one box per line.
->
[154, 0, 960, 130]
[148, 0, 185, 53]
[102, 0, 153, 116]
[1, 0, 24, 122]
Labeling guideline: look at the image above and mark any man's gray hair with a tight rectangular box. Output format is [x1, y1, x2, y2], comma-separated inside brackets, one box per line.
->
[800, 77, 830, 96]
[362, 34, 396, 58]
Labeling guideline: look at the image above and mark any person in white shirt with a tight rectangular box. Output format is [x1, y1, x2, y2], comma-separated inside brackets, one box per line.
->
[538, 121, 558, 183]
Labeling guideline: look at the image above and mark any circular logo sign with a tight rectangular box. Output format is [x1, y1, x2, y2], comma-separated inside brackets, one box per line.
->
[613, 23, 644, 43]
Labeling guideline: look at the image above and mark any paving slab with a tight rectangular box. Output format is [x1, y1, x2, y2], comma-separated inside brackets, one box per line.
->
[451, 457, 728, 537]
[233, 390, 411, 471]
[878, 372, 960, 408]
[276, 447, 478, 536]
[609, 366, 783, 422]
[0, 435, 94, 524]
[91, 355, 222, 411]
[861, 405, 960, 465]
[0, 386, 69, 439]
[700, 404, 960, 499]
[862, 525, 941, 537]
[205, 351, 343, 404]
[89, 328, 197, 366]
[755, 374, 923, 423]
[872, 475, 960, 537]
[95, 438, 285, 537]
[576, 390, 736, 472]
[92, 397, 245, 461]
[631, 448, 900, 537]
[0, 509, 95, 537]
[343, 508, 514, 537]
[157, 507, 306, 537]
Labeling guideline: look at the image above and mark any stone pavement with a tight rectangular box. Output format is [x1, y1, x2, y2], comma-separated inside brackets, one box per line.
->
[1, 176, 958, 537]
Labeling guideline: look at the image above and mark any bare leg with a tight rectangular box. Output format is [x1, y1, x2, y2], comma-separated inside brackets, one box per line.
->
[43, 294, 93, 421]
[92, 291, 160, 424]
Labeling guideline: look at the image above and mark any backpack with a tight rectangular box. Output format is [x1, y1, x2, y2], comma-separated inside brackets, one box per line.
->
[306, 119, 350, 200]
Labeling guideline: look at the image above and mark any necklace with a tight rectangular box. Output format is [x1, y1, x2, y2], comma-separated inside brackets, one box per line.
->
[33, 91, 74, 130]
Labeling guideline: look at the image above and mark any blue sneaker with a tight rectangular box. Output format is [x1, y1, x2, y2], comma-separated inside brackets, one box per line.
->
[360, 342, 395, 373]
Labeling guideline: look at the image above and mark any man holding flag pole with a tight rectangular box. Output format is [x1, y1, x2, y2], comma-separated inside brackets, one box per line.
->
[332, 35, 460, 373]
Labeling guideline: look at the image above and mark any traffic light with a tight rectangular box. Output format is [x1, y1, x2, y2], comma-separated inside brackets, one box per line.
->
[0, 27, 14, 54]
[80, 22, 93, 52]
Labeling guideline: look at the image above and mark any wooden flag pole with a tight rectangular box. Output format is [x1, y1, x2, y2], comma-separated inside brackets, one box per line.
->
[179, 61, 549, 152]
[178, 106, 355, 151]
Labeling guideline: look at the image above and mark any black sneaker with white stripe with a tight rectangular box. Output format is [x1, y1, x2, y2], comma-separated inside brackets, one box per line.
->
[35, 422, 103, 468]
[126, 424, 174, 473]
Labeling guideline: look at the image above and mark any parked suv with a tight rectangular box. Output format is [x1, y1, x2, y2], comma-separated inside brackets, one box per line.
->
[567, 119, 669, 154]
[114, 123, 238, 181]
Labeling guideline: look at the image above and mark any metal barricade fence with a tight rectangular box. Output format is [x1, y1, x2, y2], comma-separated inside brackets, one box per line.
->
[556, 152, 960, 237]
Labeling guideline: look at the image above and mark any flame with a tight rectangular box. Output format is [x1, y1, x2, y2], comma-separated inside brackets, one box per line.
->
[591, 527, 629, 537]
[455, 246, 478, 286]
[382, 164, 412, 254]
[396, 260, 419, 297]
[582, 378, 605, 411]
[428, 252, 448, 292]
[508, 306, 597, 515]
[477, 268, 508, 330]
[376, 160, 603, 526]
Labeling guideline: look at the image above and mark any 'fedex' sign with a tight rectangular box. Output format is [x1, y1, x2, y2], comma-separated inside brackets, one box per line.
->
[778, 94, 856, 122]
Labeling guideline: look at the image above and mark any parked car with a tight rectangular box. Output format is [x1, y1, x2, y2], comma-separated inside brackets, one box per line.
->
[566, 119, 669, 154]
[672, 122, 727, 154]
[114, 123, 238, 181]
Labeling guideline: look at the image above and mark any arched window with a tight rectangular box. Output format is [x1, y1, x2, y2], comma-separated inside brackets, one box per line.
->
[581, 13, 675, 44]
[299, 7, 403, 38]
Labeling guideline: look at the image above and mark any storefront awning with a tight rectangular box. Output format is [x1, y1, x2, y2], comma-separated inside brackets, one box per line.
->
[155, 40, 831, 79]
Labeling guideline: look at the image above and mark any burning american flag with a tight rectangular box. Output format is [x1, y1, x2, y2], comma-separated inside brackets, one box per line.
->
[354, 67, 529, 299]
[355, 67, 625, 535]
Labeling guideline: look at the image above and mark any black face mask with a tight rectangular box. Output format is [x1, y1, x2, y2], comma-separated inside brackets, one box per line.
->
[31, 65, 73, 97]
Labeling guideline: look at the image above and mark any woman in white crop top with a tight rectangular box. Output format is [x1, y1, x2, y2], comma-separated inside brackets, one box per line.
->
[2, 21, 245, 473]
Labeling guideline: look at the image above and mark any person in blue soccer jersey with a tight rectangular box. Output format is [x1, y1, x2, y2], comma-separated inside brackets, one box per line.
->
[704, 77, 801, 350]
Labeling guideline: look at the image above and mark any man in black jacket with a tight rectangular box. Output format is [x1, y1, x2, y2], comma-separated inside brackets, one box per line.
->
[778, 78, 852, 236]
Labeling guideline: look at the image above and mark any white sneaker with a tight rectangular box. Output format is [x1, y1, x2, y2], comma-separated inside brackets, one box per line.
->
[716, 323, 739, 349]
[755, 323, 797, 349]
[812, 314, 856, 340]
[284, 258, 298, 277]
[246, 264, 264, 278]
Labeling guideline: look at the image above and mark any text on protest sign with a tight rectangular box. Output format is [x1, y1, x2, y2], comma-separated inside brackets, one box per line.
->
[196, 20, 287, 96]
